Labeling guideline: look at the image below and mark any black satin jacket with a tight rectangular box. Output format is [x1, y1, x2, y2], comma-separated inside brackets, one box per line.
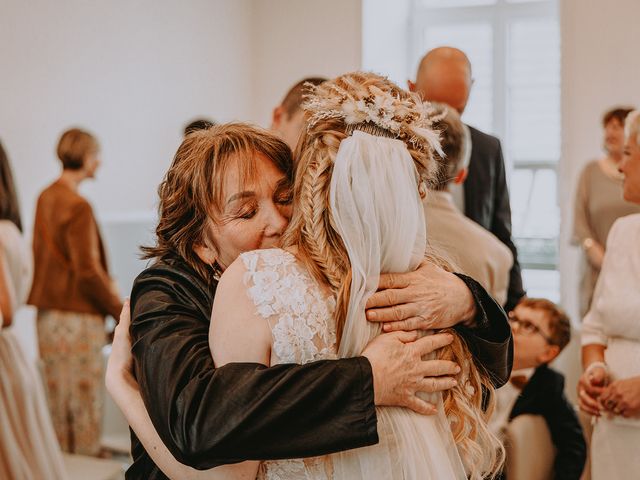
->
[126, 256, 513, 479]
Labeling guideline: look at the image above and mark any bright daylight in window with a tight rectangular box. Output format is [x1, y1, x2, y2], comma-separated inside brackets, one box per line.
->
[411, 0, 561, 300]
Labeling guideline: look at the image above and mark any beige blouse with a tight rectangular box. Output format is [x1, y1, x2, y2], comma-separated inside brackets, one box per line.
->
[573, 160, 640, 316]
[0, 220, 32, 321]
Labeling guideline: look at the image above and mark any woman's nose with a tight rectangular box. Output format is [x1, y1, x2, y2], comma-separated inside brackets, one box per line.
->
[264, 204, 289, 237]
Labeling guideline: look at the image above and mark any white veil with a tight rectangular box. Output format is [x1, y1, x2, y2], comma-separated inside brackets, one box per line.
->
[329, 129, 467, 479]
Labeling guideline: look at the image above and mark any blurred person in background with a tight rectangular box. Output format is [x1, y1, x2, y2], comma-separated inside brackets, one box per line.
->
[270, 76, 327, 151]
[0, 140, 67, 478]
[409, 46, 525, 311]
[28, 127, 123, 456]
[578, 110, 640, 479]
[425, 102, 513, 305]
[184, 118, 216, 137]
[572, 106, 640, 317]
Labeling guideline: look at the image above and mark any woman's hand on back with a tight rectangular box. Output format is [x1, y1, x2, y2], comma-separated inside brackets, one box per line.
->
[362, 330, 459, 415]
[365, 260, 476, 332]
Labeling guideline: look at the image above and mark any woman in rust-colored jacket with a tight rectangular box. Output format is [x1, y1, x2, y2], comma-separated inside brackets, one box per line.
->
[28, 128, 122, 456]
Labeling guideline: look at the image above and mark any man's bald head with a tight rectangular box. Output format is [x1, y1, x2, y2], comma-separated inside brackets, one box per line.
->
[409, 47, 472, 114]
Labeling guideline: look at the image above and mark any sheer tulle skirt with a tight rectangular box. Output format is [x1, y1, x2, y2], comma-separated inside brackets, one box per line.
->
[0, 328, 67, 480]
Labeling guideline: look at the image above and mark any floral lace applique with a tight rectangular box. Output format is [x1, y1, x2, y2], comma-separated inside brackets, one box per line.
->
[241, 249, 337, 364]
[240, 248, 337, 480]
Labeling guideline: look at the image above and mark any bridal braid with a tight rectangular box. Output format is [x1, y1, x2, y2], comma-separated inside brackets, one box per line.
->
[283, 72, 504, 478]
[283, 125, 353, 339]
[299, 134, 347, 291]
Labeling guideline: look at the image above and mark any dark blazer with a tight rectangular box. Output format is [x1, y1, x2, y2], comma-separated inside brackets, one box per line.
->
[127, 256, 513, 479]
[464, 126, 525, 311]
[509, 365, 587, 480]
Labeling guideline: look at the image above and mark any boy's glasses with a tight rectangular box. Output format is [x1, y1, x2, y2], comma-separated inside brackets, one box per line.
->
[508, 312, 556, 345]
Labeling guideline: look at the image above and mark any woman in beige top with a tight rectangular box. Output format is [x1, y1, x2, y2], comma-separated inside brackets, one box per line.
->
[28, 128, 122, 456]
[573, 107, 640, 317]
[0, 140, 67, 479]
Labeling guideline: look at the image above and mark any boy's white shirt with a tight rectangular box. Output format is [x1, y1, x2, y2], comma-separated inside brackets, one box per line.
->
[488, 368, 536, 438]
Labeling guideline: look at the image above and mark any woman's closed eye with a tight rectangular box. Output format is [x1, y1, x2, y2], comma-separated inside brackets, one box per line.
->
[273, 179, 293, 205]
[275, 191, 293, 205]
[237, 203, 259, 219]
[222, 200, 259, 221]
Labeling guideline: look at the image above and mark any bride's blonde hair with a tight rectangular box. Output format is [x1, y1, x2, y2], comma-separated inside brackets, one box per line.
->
[282, 71, 504, 479]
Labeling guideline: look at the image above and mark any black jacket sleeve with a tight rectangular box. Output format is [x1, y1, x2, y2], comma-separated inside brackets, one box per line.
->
[543, 373, 587, 480]
[489, 141, 526, 312]
[453, 273, 514, 389]
[130, 262, 377, 470]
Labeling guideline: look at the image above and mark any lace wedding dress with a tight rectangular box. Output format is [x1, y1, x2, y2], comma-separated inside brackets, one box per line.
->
[240, 248, 466, 480]
[241, 248, 337, 480]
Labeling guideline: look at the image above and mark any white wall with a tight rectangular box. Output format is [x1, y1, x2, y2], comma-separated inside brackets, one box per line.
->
[559, 0, 640, 317]
[1, 0, 362, 220]
[1, 0, 253, 223]
[362, 0, 412, 86]
[557, 0, 640, 401]
[250, 0, 362, 127]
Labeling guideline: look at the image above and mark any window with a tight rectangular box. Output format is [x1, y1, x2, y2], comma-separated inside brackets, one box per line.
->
[410, 0, 561, 300]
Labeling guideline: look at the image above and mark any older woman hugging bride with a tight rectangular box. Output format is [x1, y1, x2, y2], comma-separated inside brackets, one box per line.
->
[107, 72, 509, 480]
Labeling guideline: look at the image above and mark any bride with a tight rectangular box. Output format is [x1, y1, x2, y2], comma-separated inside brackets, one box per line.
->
[208, 72, 503, 479]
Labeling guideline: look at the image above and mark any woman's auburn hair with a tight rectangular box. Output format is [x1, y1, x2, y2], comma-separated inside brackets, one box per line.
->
[142, 122, 293, 283]
[282, 71, 504, 478]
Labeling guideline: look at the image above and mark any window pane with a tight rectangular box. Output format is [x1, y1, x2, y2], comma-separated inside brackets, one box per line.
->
[522, 269, 560, 302]
[420, 0, 496, 7]
[423, 23, 493, 133]
[511, 167, 559, 267]
[508, 19, 560, 163]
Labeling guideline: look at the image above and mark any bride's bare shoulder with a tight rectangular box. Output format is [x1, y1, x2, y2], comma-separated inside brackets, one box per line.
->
[209, 253, 272, 367]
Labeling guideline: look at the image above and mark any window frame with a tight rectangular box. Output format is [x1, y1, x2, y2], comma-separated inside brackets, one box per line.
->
[409, 0, 560, 276]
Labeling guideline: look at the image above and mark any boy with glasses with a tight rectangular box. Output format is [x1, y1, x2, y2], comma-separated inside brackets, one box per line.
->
[491, 298, 586, 479]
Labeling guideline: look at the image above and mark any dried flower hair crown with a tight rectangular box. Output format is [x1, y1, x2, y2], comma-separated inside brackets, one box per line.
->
[303, 74, 444, 157]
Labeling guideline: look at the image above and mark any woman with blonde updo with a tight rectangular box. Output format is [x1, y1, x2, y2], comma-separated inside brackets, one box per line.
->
[205, 72, 504, 479]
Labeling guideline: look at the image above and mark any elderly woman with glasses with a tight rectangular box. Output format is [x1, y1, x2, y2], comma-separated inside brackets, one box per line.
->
[578, 110, 640, 479]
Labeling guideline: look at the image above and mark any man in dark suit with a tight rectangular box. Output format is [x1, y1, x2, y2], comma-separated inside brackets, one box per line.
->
[409, 47, 526, 311]
[492, 298, 586, 479]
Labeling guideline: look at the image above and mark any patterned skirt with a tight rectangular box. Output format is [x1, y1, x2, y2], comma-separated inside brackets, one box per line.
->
[37, 309, 106, 456]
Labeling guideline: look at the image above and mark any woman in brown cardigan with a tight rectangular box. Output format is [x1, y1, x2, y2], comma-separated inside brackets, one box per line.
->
[28, 128, 122, 456]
